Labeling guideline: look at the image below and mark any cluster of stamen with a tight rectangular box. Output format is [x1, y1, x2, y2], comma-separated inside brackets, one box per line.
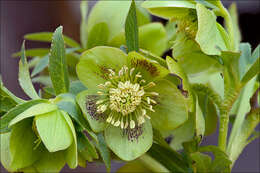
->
[96, 65, 158, 129]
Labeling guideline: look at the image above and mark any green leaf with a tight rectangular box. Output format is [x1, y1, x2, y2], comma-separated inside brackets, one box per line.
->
[31, 76, 52, 87]
[105, 120, 153, 161]
[228, 3, 241, 51]
[199, 145, 232, 172]
[87, 22, 109, 49]
[80, 1, 88, 49]
[110, 23, 167, 56]
[147, 143, 190, 172]
[76, 90, 106, 133]
[77, 132, 98, 162]
[9, 103, 58, 127]
[194, 95, 205, 137]
[149, 79, 189, 131]
[190, 152, 211, 173]
[76, 46, 128, 90]
[172, 32, 222, 75]
[12, 48, 49, 58]
[24, 32, 81, 48]
[87, 1, 131, 42]
[238, 43, 252, 80]
[169, 112, 195, 151]
[69, 80, 87, 95]
[31, 55, 49, 77]
[96, 133, 111, 172]
[49, 26, 70, 95]
[135, 1, 151, 26]
[18, 41, 40, 99]
[61, 111, 78, 168]
[141, 0, 196, 19]
[35, 110, 73, 152]
[125, 0, 139, 53]
[241, 57, 260, 84]
[195, 4, 227, 55]
[10, 119, 42, 170]
[0, 99, 47, 133]
[33, 151, 65, 173]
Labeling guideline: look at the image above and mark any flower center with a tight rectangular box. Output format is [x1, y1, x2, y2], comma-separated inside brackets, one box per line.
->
[96, 66, 159, 129]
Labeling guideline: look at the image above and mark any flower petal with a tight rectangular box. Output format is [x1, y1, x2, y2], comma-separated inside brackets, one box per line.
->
[149, 79, 189, 131]
[35, 110, 73, 152]
[105, 120, 153, 161]
[76, 89, 106, 133]
[128, 51, 169, 82]
[76, 46, 128, 90]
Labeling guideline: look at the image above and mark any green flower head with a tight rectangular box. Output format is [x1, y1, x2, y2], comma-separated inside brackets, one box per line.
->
[76, 46, 189, 160]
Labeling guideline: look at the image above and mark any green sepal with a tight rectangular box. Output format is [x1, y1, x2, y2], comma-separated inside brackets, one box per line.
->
[10, 119, 42, 170]
[105, 120, 153, 161]
[0, 99, 48, 133]
[77, 46, 128, 90]
[35, 110, 73, 152]
[76, 90, 106, 133]
[149, 79, 189, 131]
[8, 103, 58, 127]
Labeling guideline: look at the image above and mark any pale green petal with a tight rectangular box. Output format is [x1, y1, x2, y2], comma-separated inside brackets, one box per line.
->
[105, 121, 153, 161]
[76, 46, 128, 90]
[35, 110, 73, 152]
[150, 79, 189, 131]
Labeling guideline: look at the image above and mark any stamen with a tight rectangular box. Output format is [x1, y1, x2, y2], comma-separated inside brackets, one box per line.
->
[144, 82, 156, 89]
[130, 120, 135, 129]
[130, 68, 135, 75]
[147, 97, 151, 104]
[149, 105, 155, 112]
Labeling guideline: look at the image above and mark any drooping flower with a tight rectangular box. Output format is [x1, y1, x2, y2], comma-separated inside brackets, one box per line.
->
[76, 46, 189, 161]
[0, 95, 78, 172]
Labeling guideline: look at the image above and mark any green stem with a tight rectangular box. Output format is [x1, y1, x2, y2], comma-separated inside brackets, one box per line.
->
[139, 154, 170, 173]
[218, 114, 229, 151]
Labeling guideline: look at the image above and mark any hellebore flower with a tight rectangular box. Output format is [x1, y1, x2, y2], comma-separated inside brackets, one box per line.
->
[1, 97, 77, 172]
[76, 46, 189, 161]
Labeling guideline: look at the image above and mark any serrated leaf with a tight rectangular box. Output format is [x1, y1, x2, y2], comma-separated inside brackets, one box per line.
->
[241, 57, 260, 84]
[80, 1, 88, 49]
[0, 99, 47, 133]
[190, 152, 211, 173]
[24, 32, 81, 48]
[18, 41, 40, 99]
[49, 26, 70, 95]
[199, 145, 232, 172]
[12, 48, 49, 58]
[195, 4, 227, 55]
[125, 0, 139, 52]
[96, 133, 111, 172]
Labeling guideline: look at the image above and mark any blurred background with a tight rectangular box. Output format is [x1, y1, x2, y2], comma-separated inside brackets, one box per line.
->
[0, 0, 259, 172]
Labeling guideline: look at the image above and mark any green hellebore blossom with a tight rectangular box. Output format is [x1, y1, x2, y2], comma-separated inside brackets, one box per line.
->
[76, 46, 189, 161]
[2, 99, 77, 172]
